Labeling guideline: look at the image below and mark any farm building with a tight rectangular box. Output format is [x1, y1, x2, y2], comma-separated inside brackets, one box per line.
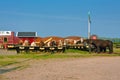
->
[90, 35, 98, 40]
[0, 31, 19, 48]
[16, 32, 37, 45]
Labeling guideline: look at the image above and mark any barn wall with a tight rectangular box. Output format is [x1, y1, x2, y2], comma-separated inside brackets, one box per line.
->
[0, 31, 18, 48]
[18, 37, 36, 44]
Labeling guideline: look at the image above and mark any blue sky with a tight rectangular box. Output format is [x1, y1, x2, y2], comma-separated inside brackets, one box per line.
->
[0, 0, 120, 38]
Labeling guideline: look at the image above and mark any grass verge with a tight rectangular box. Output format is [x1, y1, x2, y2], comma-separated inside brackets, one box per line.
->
[0, 49, 120, 67]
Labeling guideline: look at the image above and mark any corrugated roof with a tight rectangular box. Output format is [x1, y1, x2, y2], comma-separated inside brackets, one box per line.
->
[17, 32, 37, 37]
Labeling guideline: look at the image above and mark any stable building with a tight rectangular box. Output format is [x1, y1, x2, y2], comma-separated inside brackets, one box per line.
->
[0, 31, 19, 48]
[16, 32, 37, 45]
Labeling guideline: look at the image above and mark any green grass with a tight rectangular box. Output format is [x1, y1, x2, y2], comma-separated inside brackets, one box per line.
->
[114, 48, 120, 53]
[66, 49, 89, 54]
[0, 48, 120, 67]
[0, 60, 18, 67]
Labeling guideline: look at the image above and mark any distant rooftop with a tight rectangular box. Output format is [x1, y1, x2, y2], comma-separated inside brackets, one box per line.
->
[17, 32, 37, 37]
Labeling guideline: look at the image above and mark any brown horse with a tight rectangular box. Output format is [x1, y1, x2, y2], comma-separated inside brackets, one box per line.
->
[83, 39, 113, 53]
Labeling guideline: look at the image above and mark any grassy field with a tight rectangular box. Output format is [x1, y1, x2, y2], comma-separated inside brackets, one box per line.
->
[0, 48, 120, 67]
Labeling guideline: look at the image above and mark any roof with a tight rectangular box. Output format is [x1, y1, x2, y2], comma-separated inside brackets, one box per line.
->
[64, 36, 81, 40]
[0, 31, 13, 36]
[17, 32, 37, 37]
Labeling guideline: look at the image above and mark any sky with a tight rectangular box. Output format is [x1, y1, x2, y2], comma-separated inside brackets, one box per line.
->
[0, 0, 120, 38]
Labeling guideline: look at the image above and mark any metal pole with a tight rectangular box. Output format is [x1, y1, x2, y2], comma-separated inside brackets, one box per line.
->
[88, 20, 91, 39]
[88, 11, 91, 53]
[88, 11, 91, 39]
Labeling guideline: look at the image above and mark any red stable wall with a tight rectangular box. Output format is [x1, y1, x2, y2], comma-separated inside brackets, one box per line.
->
[0, 31, 38, 48]
[0, 31, 19, 48]
[18, 37, 36, 44]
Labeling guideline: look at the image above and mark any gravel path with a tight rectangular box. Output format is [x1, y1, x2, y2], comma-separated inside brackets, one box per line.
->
[1, 57, 120, 80]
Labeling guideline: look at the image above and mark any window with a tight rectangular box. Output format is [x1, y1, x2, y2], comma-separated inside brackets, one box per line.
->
[4, 37, 8, 43]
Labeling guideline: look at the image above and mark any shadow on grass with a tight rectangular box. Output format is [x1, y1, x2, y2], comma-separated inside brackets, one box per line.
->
[0, 66, 22, 74]
[0, 59, 30, 74]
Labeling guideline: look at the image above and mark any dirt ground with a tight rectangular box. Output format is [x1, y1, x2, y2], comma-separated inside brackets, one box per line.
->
[1, 56, 120, 80]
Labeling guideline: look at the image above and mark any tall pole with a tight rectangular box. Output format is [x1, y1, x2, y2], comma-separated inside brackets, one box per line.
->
[88, 11, 91, 39]
[88, 11, 91, 53]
